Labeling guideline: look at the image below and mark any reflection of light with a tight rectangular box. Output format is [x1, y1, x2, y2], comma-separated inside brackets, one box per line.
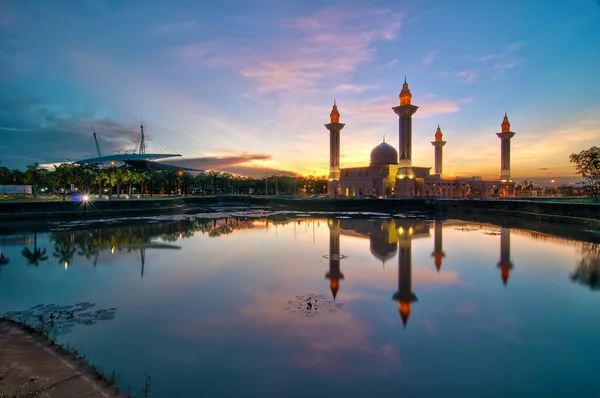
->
[111, 246, 115, 254]
[398, 227, 404, 234]
[64, 261, 68, 270]
[408, 227, 413, 235]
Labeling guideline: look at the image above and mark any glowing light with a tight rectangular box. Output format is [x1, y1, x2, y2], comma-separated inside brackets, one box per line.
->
[398, 227, 404, 234]
[64, 262, 68, 270]
[408, 227, 414, 235]
[83, 195, 89, 201]
[398, 174, 405, 179]
[111, 246, 115, 254]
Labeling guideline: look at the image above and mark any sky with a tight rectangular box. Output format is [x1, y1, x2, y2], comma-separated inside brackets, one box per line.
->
[0, 0, 599, 183]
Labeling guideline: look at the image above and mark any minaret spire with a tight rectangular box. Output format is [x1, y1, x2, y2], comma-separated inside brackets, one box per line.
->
[393, 78, 419, 196]
[497, 113, 516, 191]
[325, 101, 345, 197]
[431, 125, 447, 175]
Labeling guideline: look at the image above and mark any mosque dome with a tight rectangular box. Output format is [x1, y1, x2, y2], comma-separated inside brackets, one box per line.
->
[370, 140, 398, 166]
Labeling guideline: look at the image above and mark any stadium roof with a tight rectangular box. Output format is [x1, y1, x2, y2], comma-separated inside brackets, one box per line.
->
[74, 153, 182, 164]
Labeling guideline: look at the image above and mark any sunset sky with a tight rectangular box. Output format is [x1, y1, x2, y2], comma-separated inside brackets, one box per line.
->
[1, 0, 599, 183]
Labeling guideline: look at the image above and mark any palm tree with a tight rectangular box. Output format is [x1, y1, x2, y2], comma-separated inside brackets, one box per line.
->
[122, 169, 134, 198]
[208, 170, 220, 194]
[137, 172, 150, 198]
[24, 162, 42, 197]
[21, 233, 49, 266]
[92, 170, 108, 199]
[51, 164, 73, 201]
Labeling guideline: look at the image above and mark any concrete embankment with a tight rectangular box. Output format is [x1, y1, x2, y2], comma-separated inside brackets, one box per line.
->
[0, 319, 125, 398]
[432, 198, 600, 228]
[0, 196, 598, 228]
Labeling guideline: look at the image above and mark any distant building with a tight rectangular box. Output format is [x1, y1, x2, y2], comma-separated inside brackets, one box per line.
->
[326, 80, 517, 198]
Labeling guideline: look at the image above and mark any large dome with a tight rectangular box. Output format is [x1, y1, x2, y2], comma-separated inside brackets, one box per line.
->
[370, 141, 398, 166]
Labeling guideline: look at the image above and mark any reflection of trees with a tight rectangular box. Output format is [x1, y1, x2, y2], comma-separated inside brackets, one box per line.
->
[52, 235, 77, 266]
[571, 243, 600, 290]
[21, 233, 49, 266]
[46, 217, 260, 259]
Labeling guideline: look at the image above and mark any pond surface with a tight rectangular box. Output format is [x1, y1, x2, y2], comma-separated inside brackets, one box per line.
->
[1, 212, 599, 398]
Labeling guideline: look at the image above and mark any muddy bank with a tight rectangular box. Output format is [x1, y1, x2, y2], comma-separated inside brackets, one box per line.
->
[0, 319, 126, 398]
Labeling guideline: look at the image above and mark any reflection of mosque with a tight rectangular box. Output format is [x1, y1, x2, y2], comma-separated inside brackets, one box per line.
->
[325, 218, 518, 327]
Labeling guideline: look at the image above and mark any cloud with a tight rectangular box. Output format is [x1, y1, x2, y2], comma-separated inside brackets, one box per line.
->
[457, 70, 477, 83]
[167, 153, 271, 170]
[493, 60, 521, 75]
[379, 59, 397, 68]
[476, 41, 526, 62]
[150, 20, 198, 36]
[422, 50, 438, 66]
[333, 84, 379, 93]
[340, 94, 473, 123]
[0, 94, 143, 168]
[169, 7, 403, 96]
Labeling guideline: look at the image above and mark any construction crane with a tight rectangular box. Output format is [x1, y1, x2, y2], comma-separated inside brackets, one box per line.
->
[93, 128, 102, 157]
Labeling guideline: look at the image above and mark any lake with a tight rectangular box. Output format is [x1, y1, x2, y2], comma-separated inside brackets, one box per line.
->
[1, 211, 599, 398]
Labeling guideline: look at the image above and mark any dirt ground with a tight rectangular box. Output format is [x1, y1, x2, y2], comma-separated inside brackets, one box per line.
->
[0, 320, 126, 398]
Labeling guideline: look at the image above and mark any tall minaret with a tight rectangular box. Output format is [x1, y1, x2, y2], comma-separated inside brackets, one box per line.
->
[496, 113, 515, 182]
[430, 125, 446, 176]
[392, 222, 418, 328]
[325, 101, 345, 198]
[430, 220, 445, 272]
[393, 79, 419, 176]
[497, 228, 514, 286]
[326, 218, 345, 300]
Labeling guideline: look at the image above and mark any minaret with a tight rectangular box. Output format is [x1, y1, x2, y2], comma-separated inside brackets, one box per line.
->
[392, 222, 418, 328]
[430, 220, 445, 272]
[497, 228, 514, 286]
[496, 113, 515, 182]
[430, 125, 446, 176]
[393, 79, 419, 171]
[393, 79, 419, 196]
[326, 218, 345, 300]
[325, 101, 345, 198]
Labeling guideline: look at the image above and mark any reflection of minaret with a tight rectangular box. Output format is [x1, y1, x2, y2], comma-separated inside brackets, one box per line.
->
[430, 221, 445, 272]
[430, 125, 446, 175]
[140, 248, 146, 277]
[326, 219, 344, 300]
[392, 225, 417, 328]
[325, 101, 345, 198]
[497, 228, 513, 286]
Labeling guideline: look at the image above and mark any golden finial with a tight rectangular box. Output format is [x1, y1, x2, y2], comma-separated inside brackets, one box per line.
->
[435, 125, 443, 141]
[501, 112, 510, 132]
[330, 100, 340, 123]
[400, 78, 412, 106]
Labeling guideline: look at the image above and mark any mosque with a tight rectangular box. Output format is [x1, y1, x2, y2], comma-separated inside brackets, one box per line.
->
[325, 79, 517, 198]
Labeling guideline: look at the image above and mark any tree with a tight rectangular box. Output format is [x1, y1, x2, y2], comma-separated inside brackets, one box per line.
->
[92, 170, 109, 199]
[51, 164, 73, 201]
[24, 162, 43, 197]
[569, 146, 600, 198]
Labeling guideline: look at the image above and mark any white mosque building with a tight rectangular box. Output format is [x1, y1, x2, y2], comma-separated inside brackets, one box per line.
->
[325, 80, 517, 199]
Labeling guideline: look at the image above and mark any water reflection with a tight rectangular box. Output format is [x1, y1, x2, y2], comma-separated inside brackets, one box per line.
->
[1, 216, 599, 297]
[571, 242, 600, 290]
[326, 219, 344, 300]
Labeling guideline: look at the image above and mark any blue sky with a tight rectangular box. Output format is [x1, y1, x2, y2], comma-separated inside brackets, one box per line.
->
[0, 0, 599, 182]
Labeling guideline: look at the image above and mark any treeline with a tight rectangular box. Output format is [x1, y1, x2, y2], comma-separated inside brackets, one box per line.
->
[0, 162, 329, 198]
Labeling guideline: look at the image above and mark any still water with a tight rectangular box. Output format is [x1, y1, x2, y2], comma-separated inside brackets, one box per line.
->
[1, 212, 599, 397]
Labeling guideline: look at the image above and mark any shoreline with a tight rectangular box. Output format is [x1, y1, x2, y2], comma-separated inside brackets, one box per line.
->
[0, 196, 598, 228]
[0, 318, 127, 398]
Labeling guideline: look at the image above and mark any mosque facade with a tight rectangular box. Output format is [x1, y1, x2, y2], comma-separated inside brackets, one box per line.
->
[326, 80, 517, 198]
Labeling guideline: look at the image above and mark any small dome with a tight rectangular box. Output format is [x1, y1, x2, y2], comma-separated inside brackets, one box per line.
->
[370, 141, 398, 166]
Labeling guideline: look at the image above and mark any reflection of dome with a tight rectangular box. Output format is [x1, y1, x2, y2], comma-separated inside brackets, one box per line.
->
[370, 141, 398, 166]
[369, 237, 397, 262]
